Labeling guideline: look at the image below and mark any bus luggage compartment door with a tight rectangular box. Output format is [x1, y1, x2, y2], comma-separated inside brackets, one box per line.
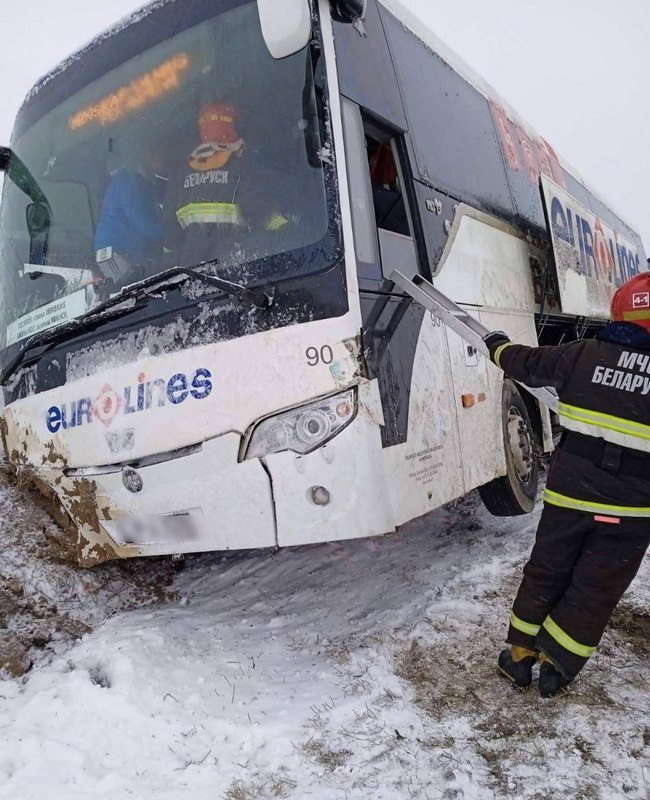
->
[444, 322, 500, 492]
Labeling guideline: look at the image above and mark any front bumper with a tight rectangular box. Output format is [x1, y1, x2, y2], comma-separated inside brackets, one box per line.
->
[45, 432, 276, 564]
[27, 384, 394, 565]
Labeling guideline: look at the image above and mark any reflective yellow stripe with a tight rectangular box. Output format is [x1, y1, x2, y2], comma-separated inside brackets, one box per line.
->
[510, 611, 541, 637]
[542, 616, 596, 658]
[264, 213, 289, 231]
[543, 488, 650, 517]
[558, 402, 650, 442]
[176, 202, 242, 228]
[494, 341, 516, 368]
[622, 309, 650, 322]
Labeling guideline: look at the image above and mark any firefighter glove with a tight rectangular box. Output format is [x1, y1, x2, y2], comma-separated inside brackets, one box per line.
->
[483, 330, 511, 351]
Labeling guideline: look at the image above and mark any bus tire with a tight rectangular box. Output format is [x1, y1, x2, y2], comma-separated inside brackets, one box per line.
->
[478, 379, 539, 516]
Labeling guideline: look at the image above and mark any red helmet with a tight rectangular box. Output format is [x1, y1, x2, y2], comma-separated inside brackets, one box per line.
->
[198, 102, 240, 144]
[610, 272, 650, 333]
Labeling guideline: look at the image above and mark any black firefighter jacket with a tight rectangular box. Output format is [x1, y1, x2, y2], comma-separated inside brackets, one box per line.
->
[488, 321, 650, 517]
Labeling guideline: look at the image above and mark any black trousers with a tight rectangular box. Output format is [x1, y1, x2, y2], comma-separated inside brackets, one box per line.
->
[507, 503, 649, 680]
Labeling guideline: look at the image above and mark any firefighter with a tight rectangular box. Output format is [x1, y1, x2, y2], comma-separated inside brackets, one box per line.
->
[167, 100, 297, 262]
[484, 272, 650, 697]
[172, 101, 247, 231]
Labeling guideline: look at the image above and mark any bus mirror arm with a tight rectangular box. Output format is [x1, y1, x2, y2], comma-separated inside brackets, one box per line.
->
[302, 53, 326, 169]
[0, 146, 52, 264]
[0, 147, 50, 207]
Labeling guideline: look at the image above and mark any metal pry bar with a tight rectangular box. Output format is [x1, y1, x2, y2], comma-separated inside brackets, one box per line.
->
[390, 270, 559, 412]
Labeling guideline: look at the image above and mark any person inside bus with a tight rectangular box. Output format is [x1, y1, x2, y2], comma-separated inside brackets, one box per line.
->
[94, 143, 165, 283]
[367, 138, 409, 236]
[165, 100, 299, 264]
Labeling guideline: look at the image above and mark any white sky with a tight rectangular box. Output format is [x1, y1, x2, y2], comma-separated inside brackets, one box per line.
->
[0, 0, 648, 251]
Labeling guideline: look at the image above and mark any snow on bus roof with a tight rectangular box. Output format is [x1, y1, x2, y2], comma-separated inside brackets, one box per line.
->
[378, 0, 639, 237]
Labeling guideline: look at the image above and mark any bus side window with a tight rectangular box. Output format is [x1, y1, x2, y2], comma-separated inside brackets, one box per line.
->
[363, 122, 420, 282]
[367, 139, 409, 236]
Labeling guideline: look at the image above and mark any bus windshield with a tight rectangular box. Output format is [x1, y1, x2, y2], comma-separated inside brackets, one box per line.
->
[0, 1, 334, 353]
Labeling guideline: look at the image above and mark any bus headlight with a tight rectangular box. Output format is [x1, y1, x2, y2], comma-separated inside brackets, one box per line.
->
[245, 390, 357, 459]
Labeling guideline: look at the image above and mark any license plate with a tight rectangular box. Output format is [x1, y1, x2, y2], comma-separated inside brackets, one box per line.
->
[111, 509, 201, 545]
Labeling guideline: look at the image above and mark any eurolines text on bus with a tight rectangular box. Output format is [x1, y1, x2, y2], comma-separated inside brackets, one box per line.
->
[46, 368, 213, 433]
[550, 196, 640, 285]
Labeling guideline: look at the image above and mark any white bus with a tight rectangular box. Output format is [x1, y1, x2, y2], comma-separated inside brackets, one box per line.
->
[0, 0, 645, 564]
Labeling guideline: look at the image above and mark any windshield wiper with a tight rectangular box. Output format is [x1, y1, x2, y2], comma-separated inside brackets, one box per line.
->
[83, 263, 274, 319]
[0, 263, 275, 386]
[170, 266, 275, 310]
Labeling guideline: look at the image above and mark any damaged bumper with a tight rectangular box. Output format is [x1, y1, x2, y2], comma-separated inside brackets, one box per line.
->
[38, 433, 276, 565]
[9, 384, 392, 566]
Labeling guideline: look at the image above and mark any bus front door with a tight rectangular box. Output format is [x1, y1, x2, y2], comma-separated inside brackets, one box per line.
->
[342, 98, 466, 526]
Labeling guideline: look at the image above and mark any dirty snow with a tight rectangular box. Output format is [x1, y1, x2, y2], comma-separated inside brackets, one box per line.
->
[0, 468, 648, 800]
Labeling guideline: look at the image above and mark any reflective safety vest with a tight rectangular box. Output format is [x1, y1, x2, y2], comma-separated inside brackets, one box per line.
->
[176, 201, 243, 229]
[171, 144, 296, 233]
[176, 204, 291, 231]
[174, 157, 246, 230]
[491, 324, 650, 517]
[557, 401, 650, 454]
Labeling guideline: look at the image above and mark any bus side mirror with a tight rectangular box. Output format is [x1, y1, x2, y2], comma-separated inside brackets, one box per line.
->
[26, 202, 51, 235]
[331, 0, 367, 23]
[0, 147, 52, 264]
[25, 202, 51, 266]
[257, 0, 312, 59]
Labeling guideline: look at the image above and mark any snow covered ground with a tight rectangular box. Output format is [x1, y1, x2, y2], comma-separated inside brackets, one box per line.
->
[0, 469, 648, 800]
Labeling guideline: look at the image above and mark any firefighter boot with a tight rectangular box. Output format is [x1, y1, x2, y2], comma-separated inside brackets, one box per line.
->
[497, 646, 538, 689]
[538, 657, 571, 698]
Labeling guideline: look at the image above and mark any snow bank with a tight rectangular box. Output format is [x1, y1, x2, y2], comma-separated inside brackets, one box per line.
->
[0, 475, 648, 799]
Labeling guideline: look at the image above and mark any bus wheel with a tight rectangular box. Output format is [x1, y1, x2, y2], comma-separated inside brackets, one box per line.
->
[478, 379, 539, 516]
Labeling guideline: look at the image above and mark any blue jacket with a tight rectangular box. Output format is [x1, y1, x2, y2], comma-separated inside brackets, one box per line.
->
[95, 171, 163, 260]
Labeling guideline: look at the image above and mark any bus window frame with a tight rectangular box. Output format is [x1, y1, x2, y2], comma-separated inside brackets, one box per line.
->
[361, 110, 431, 289]
[341, 98, 382, 286]
[341, 99, 431, 293]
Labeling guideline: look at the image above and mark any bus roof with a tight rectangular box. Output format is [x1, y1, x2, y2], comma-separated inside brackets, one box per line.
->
[378, 0, 640, 240]
[15, 0, 642, 244]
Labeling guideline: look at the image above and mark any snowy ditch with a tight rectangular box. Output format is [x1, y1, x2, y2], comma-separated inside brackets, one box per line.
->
[0, 467, 648, 799]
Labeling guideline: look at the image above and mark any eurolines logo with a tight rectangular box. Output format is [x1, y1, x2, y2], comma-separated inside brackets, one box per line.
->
[46, 367, 212, 434]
